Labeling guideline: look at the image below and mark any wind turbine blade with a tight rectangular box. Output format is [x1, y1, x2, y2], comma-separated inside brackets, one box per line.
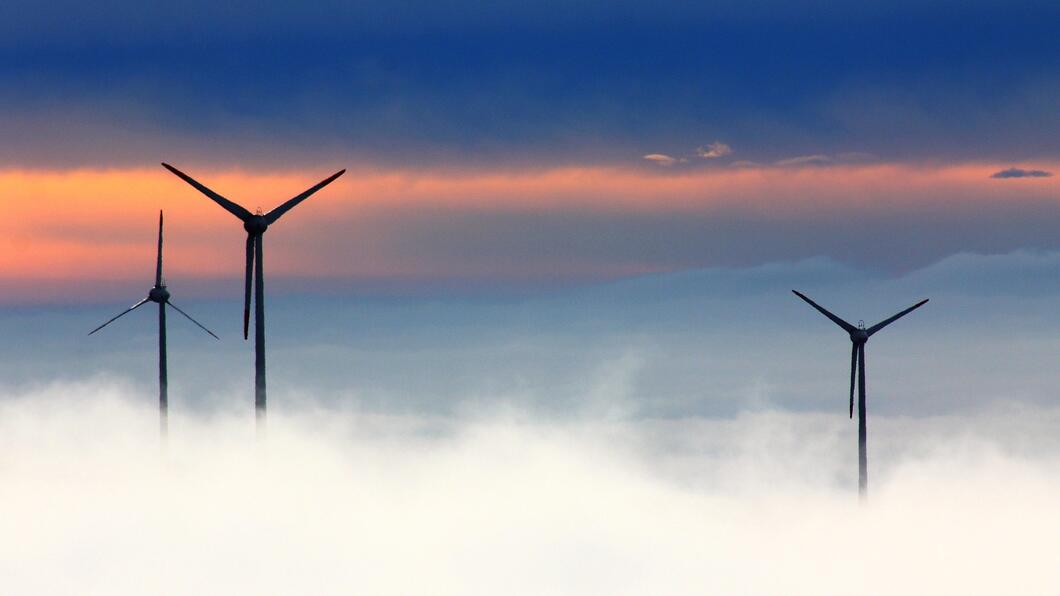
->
[792, 290, 856, 333]
[244, 234, 254, 340]
[858, 343, 866, 415]
[849, 342, 857, 419]
[88, 298, 149, 335]
[156, 210, 164, 287]
[866, 298, 929, 336]
[167, 301, 220, 339]
[264, 169, 346, 224]
[161, 163, 253, 222]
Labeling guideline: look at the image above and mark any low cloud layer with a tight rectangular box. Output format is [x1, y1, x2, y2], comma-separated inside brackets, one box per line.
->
[0, 383, 1057, 595]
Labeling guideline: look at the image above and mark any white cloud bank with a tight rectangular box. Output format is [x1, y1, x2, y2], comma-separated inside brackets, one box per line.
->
[0, 381, 1058, 595]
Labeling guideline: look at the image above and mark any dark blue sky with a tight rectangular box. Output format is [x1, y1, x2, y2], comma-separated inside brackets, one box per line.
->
[1, 0, 1056, 167]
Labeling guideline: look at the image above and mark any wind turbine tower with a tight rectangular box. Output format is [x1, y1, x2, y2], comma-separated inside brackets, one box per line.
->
[90, 211, 218, 437]
[792, 290, 928, 499]
[161, 163, 345, 430]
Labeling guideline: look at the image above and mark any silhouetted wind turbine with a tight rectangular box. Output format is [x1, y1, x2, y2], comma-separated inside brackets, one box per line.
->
[89, 211, 218, 438]
[792, 290, 928, 499]
[161, 163, 345, 429]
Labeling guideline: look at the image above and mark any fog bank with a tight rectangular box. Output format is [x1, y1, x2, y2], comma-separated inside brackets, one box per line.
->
[1, 382, 1057, 595]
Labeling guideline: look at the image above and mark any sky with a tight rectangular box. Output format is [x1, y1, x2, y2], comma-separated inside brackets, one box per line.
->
[0, 0, 1056, 295]
[0, 3, 1059, 592]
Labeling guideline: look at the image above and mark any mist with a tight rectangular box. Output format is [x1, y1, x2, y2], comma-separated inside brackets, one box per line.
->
[5, 250, 1060, 418]
[1, 381, 1058, 595]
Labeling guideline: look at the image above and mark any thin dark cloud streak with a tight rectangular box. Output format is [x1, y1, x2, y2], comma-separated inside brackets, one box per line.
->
[990, 167, 1053, 179]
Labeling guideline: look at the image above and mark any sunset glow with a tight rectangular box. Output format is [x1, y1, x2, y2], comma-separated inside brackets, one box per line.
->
[1, 161, 1055, 299]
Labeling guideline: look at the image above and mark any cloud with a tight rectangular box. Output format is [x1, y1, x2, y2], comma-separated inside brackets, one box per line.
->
[642, 153, 683, 166]
[774, 154, 833, 167]
[772, 152, 877, 167]
[696, 141, 732, 159]
[835, 151, 877, 162]
[0, 383, 1058, 595]
[644, 142, 731, 166]
[728, 159, 762, 168]
[990, 167, 1053, 179]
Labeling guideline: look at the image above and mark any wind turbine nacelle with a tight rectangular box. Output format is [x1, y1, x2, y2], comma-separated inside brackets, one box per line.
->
[243, 216, 268, 235]
[849, 329, 869, 343]
[148, 287, 171, 303]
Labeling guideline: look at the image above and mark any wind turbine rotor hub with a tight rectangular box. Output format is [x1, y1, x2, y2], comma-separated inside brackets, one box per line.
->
[243, 215, 268, 235]
[850, 329, 869, 343]
[148, 287, 171, 303]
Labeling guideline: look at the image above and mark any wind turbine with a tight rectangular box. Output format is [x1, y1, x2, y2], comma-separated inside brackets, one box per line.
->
[792, 290, 928, 499]
[90, 211, 218, 438]
[161, 163, 345, 429]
